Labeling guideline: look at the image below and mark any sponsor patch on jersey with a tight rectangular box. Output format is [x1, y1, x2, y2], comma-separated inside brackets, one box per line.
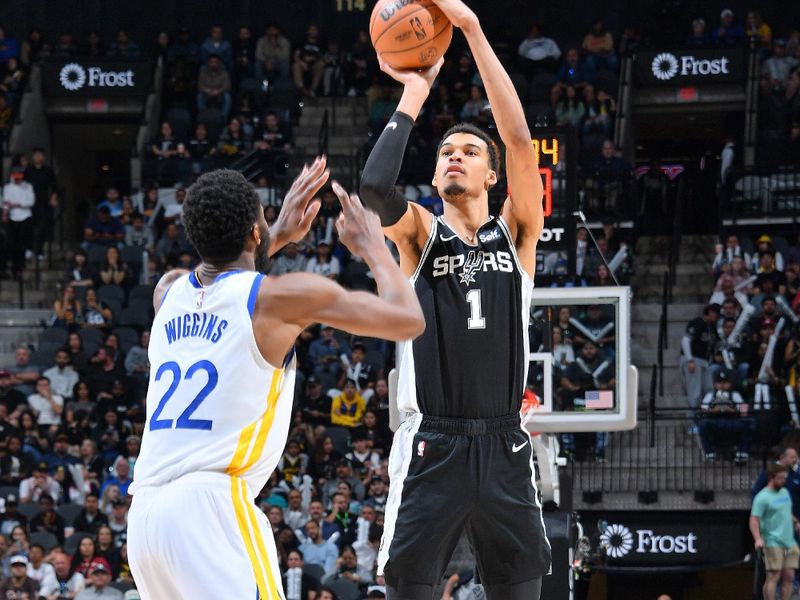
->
[478, 228, 501, 243]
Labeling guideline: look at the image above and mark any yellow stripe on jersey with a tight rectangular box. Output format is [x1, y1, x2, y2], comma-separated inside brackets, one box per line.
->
[242, 484, 282, 598]
[226, 369, 283, 477]
[231, 476, 277, 599]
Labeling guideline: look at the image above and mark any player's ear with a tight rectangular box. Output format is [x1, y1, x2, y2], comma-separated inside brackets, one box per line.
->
[486, 169, 498, 189]
[252, 223, 261, 247]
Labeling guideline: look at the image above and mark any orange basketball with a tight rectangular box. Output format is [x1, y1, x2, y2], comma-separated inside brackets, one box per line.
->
[370, 0, 453, 70]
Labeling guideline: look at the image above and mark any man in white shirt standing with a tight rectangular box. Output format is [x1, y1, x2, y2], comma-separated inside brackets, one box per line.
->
[27, 543, 58, 594]
[2, 166, 35, 278]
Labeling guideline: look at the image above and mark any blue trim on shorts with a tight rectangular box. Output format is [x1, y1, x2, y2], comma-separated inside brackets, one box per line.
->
[248, 273, 265, 317]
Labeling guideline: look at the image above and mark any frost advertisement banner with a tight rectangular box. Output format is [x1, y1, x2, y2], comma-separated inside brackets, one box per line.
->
[636, 47, 747, 86]
[582, 511, 749, 567]
[42, 59, 152, 97]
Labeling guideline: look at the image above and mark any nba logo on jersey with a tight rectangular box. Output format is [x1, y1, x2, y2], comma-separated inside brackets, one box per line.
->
[195, 290, 205, 309]
[417, 441, 426, 457]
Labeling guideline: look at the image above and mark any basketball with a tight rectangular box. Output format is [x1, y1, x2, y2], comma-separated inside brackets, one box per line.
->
[370, 0, 453, 70]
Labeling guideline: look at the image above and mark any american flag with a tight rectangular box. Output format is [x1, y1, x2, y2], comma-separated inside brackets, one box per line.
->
[586, 390, 614, 409]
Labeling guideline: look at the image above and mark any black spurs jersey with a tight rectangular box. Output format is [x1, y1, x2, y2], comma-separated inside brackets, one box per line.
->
[396, 215, 533, 418]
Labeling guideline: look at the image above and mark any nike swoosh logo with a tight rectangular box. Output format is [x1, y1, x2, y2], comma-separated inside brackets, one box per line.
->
[439, 233, 458, 242]
[385, 122, 397, 131]
[512, 440, 529, 453]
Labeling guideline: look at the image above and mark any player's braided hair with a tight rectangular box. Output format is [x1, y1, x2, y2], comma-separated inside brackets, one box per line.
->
[184, 169, 261, 264]
[437, 122, 501, 173]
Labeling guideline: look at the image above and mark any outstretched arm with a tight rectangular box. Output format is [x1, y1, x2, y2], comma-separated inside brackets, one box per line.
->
[359, 58, 442, 273]
[433, 0, 543, 277]
[255, 183, 425, 366]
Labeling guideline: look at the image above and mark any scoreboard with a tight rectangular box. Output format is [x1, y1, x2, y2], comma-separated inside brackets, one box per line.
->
[530, 126, 577, 219]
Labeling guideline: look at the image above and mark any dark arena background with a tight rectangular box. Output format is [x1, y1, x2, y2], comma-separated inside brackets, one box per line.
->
[0, 0, 798, 598]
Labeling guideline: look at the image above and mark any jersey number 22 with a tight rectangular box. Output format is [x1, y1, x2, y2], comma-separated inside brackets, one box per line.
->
[150, 360, 218, 431]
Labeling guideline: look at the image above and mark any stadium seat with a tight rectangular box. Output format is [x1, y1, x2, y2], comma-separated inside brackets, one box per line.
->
[73, 285, 89, 304]
[30, 350, 54, 369]
[117, 303, 152, 328]
[78, 328, 105, 350]
[0, 485, 18, 500]
[87, 245, 108, 265]
[128, 284, 154, 305]
[302, 563, 324, 583]
[103, 298, 123, 321]
[326, 580, 360, 600]
[121, 246, 146, 284]
[36, 341, 62, 359]
[198, 108, 225, 142]
[98, 284, 125, 306]
[112, 327, 140, 353]
[30, 531, 58, 552]
[528, 72, 556, 103]
[55, 502, 83, 526]
[64, 531, 94, 555]
[110, 580, 136, 593]
[510, 72, 529, 104]
[164, 106, 192, 141]
[325, 426, 351, 456]
[17, 502, 41, 520]
[733, 176, 768, 212]
[38, 328, 68, 347]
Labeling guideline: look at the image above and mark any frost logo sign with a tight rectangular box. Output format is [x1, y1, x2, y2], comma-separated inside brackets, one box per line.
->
[639, 48, 742, 84]
[58, 63, 135, 91]
[601, 523, 698, 559]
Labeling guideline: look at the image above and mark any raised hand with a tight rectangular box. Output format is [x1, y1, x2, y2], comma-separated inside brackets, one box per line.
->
[377, 55, 444, 91]
[331, 181, 384, 260]
[269, 156, 329, 254]
[429, 0, 478, 29]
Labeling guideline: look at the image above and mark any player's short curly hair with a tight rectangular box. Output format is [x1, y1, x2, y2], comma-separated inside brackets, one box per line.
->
[437, 123, 501, 173]
[184, 169, 261, 263]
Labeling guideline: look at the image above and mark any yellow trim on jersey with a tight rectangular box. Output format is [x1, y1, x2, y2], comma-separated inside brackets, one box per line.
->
[226, 369, 283, 477]
[243, 485, 282, 597]
[231, 476, 278, 599]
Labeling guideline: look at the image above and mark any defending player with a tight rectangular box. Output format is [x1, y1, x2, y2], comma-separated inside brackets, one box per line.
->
[359, 1, 551, 598]
[127, 159, 424, 600]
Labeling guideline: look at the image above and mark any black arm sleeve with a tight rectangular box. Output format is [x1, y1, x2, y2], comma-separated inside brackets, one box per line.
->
[359, 111, 414, 226]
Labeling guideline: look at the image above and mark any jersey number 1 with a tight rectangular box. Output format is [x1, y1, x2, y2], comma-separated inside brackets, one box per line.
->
[466, 289, 486, 329]
[150, 360, 218, 431]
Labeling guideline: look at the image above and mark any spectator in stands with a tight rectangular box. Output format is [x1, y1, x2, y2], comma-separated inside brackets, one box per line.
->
[752, 235, 786, 273]
[0, 434, 34, 487]
[710, 275, 749, 308]
[713, 9, 745, 45]
[518, 24, 560, 76]
[95, 526, 120, 577]
[154, 222, 191, 268]
[7, 346, 40, 398]
[688, 18, 710, 46]
[331, 380, 366, 429]
[459, 85, 489, 126]
[20, 27, 49, 67]
[197, 54, 232, 119]
[256, 112, 292, 169]
[320, 39, 344, 97]
[681, 304, 720, 412]
[282, 550, 320, 600]
[714, 234, 751, 276]
[29, 493, 66, 543]
[27, 377, 63, 435]
[52, 287, 83, 330]
[271, 242, 307, 276]
[96, 188, 122, 219]
[65, 250, 94, 288]
[124, 212, 154, 252]
[186, 122, 216, 174]
[0, 555, 39, 598]
[80, 30, 105, 58]
[19, 462, 61, 504]
[27, 543, 56, 594]
[83, 207, 124, 250]
[293, 24, 325, 97]
[346, 30, 373, 96]
[255, 24, 291, 83]
[217, 116, 252, 158]
[0, 95, 12, 151]
[299, 519, 338, 575]
[233, 25, 255, 81]
[0, 26, 19, 61]
[341, 343, 376, 401]
[97, 247, 130, 289]
[75, 559, 121, 600]
[48, 551, 86, 598]
[555, 85, 585, 127]
[80, 290, 112, 331]
[107, 30, 140, 59]
[582, 19, 618, 76]
[24, 147, 59, 261]
[3, 166, 35, 276]
[201, 25, 233, 71]
[697, 371, 754, 462]
[161, 187, 186, 228]
[762, 39, 799, 91]
[590, 140, 630, 213]
[746, 11, 772, 52]
[750, 463, 799, 600]
[147, 122, 184, 185]
[306, 242, 340, 280]
[73, 492, 108, 535]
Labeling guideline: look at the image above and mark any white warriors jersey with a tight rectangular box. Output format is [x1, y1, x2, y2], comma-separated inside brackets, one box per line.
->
[130, 270, 296, 497]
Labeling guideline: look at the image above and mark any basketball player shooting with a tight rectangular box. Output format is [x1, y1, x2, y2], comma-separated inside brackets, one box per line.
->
[127, 160, 424, 600]
[360, 1, 551, 599]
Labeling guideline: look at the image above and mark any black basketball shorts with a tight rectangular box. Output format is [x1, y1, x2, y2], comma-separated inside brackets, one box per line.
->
[377, 412, 552, 586]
